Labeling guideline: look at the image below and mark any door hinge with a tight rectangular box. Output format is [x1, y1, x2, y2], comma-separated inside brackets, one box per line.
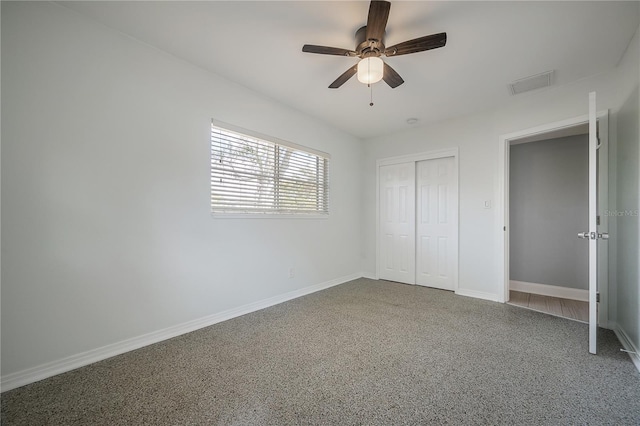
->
[596, 292, 600, 303]
[503, 226, 506, 231]
[597, 215, 600, 226]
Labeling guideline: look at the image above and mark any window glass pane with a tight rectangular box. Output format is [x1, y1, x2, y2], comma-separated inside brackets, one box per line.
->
[211, 122, 329, 215]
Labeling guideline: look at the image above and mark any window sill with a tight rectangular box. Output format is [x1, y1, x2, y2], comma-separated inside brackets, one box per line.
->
[210, 212, 329, 220]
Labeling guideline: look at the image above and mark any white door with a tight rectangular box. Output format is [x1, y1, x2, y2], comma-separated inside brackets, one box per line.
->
[379, 162, 416, 284]
[416, 157, 456, 290]
[580, 92, 609, 353]
[587, 92, 602, 354]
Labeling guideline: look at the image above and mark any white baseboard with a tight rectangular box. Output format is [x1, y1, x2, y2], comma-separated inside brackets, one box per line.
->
[455, 288, 502, 303]
[366, 279, 503, 304]
[1, 273, 361, 393]
[510, 280, 588, 302]
[361, 272, 377, 280]
[611, 322, 640, 373]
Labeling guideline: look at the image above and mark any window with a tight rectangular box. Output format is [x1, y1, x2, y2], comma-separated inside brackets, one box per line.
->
[210, 121, 330, 215]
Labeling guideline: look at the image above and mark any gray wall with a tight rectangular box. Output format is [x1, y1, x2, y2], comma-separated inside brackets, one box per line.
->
[615, 85, 639, 351]
[510, 135, 589, 289]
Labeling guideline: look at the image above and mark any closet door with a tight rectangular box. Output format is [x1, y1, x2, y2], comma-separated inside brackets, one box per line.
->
[416, 157, 455, 290]
[379, 162, 416, 284]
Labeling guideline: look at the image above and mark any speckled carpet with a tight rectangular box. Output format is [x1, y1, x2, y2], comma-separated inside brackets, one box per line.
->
[2, 278, 639, 425]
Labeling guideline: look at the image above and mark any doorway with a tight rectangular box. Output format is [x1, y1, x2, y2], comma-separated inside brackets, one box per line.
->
[508, 128, 589, 322]
[497, 112, 609, 328]
[376, 149, 459, 291]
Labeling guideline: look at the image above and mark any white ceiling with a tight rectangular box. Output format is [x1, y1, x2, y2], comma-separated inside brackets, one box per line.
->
[59, 1, 639, 139]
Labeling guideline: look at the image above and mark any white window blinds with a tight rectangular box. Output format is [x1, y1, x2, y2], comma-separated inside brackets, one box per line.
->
[210, 121, 330, 215]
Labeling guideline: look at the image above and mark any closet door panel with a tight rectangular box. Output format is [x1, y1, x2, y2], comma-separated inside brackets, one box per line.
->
[379, 162, 416, 284]
[416, 157, 455, 290]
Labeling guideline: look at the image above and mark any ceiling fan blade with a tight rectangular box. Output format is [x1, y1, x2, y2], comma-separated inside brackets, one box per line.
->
[383, 62, 404, 88]
[365, 1, 391, 42]
[302, 45, 357, 56]
[385, 32, 447, 56]
[329, 65, 358, 89]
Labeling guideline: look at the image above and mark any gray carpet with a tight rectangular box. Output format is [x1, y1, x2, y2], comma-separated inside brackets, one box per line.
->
[2, 278, 639, 425]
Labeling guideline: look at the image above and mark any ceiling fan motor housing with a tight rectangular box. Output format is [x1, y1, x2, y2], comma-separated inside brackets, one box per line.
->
[355, 26, 385, 58]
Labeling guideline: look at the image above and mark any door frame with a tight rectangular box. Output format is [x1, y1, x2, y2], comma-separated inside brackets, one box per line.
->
[376, 148, 459, 291]
[496, 111, 610, 327]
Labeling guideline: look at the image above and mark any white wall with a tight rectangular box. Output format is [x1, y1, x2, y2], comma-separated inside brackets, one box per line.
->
[612, 25, 640, 359]
[615, 85, 639, 357]
[362, 28, 639, 304]
[1, 2, 363, 381]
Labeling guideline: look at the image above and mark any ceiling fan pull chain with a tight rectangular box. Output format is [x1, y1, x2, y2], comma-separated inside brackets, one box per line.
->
[370, 83, 374, 107]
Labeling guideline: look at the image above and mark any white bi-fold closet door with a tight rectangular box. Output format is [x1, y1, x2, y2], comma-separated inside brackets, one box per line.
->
[379, 155, 457, 291]
[379, 162, 416, 284]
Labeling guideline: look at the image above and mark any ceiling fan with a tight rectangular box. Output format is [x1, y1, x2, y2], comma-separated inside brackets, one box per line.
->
[302, 0, 447, 89]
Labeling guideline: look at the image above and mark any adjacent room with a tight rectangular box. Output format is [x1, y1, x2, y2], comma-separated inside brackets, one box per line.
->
[2, 1, 639, 424]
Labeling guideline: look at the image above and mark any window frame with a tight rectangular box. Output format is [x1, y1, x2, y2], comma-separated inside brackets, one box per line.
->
[210, 120, 330, 219]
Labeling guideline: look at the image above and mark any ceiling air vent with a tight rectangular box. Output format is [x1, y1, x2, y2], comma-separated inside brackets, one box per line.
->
[508, 70, 555, 95]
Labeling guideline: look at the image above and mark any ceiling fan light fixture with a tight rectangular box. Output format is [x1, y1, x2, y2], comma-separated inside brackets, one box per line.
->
[357, 57, 384, 84]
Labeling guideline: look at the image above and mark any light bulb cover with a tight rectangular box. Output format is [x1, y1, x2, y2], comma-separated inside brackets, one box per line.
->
[357, 57, 384, 84]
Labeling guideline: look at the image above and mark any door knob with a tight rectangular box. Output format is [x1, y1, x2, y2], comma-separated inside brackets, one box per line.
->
[578, 231, 609, 240]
